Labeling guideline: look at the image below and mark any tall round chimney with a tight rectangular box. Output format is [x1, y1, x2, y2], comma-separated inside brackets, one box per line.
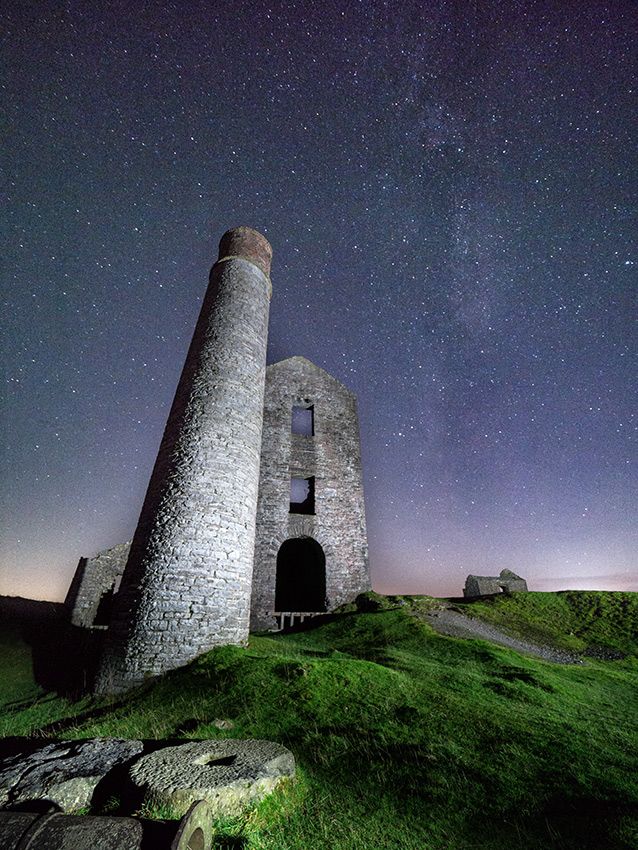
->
[96, 227, 272, 693]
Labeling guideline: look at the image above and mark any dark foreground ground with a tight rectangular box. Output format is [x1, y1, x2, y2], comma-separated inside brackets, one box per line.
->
[1, 590, 637, 849]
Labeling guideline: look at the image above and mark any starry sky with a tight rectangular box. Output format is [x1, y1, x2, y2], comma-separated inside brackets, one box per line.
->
[2, 0, 637, 602]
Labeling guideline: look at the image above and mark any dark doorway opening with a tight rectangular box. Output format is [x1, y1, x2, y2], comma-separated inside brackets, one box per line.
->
[94, 586, 115, 626]
[275, 537, 326, 612]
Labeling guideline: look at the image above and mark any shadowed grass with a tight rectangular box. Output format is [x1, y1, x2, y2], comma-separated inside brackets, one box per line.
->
[0, 626, 44, 709]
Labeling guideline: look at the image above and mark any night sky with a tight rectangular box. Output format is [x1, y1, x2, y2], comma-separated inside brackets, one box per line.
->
[2, 0, 636, 602]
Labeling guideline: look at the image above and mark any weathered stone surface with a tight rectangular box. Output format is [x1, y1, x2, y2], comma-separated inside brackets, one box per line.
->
[95, 228, 272, 693]
[65, 542, 131, 628]
[218, 225, 273, 279]
[0, 811, 41, 848]
[0, 806, 211, 850]
[0, 738, 143, 811]
[129, 739, 295, 817]
[0, 812, 145, 849]
[463, 569, 528, 597]
[251, 357, 370, 631]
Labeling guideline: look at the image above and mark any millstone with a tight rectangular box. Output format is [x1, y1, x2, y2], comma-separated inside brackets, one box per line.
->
[128, 739, 295, 817]
[0, 738, 143, 812]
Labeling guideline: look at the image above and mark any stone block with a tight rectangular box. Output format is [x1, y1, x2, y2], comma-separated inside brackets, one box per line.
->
[128, 739, 294, 817]
[0, 738, 143, 812]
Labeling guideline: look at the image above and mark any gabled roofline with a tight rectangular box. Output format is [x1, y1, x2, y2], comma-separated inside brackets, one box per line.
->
[267, 356, 355, 397]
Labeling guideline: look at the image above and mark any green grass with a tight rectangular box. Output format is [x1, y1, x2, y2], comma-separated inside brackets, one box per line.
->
[1, 592, 637, 849]
[451, 590, 638, 654]
[0, 625, 50, 713]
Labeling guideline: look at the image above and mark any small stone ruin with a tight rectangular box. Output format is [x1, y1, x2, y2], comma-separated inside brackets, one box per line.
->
[463, 569, 528, 597]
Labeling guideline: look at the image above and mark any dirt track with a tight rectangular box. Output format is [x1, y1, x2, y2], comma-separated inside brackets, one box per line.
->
[424, 605, 583, 664]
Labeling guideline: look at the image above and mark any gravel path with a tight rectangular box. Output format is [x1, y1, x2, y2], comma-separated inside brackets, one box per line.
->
[425, 607, 583, 664]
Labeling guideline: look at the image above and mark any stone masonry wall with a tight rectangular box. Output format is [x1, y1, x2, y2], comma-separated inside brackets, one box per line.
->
[250, 357, 370, 631]
[95, 228, 272, 693]
[64, 542, 131, 628]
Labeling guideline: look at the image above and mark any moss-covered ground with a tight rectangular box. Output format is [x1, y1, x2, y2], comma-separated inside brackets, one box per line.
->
[1, 591, 637, 849]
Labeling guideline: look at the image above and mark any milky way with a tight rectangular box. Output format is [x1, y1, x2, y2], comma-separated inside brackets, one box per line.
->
[2, 0, 636, 601]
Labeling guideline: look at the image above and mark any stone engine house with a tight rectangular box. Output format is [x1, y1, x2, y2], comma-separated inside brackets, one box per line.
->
[65, 227, 370, 693]
[251, 356, 369, 632]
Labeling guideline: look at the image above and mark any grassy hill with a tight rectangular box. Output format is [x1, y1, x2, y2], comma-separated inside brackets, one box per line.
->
[1, 591, 637, 849]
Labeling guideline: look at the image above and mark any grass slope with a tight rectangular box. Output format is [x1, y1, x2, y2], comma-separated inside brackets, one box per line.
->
[452, 591, 638, 655]
[1, 592, 637, 849]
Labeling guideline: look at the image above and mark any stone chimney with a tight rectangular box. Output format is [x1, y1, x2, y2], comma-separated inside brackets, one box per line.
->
[96, 227, 272, 693]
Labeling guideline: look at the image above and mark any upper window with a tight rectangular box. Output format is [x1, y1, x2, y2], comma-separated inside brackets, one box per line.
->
[290, 476, 315, 514]
[291, 405, 314, 436]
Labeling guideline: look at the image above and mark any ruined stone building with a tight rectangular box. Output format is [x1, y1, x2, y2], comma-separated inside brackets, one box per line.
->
[65, 542, 131, 629]
[463, 569, 528, 597]
[64, 227, 369, 693]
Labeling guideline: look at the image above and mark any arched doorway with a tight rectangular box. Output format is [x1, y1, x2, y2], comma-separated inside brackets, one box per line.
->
[275, 537, 326, 612]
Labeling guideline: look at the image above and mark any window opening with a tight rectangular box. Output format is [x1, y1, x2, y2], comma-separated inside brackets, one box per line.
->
[290, 476, 315, 514]
[292, 405, 314, 436]
[94, 586, 115, 626]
